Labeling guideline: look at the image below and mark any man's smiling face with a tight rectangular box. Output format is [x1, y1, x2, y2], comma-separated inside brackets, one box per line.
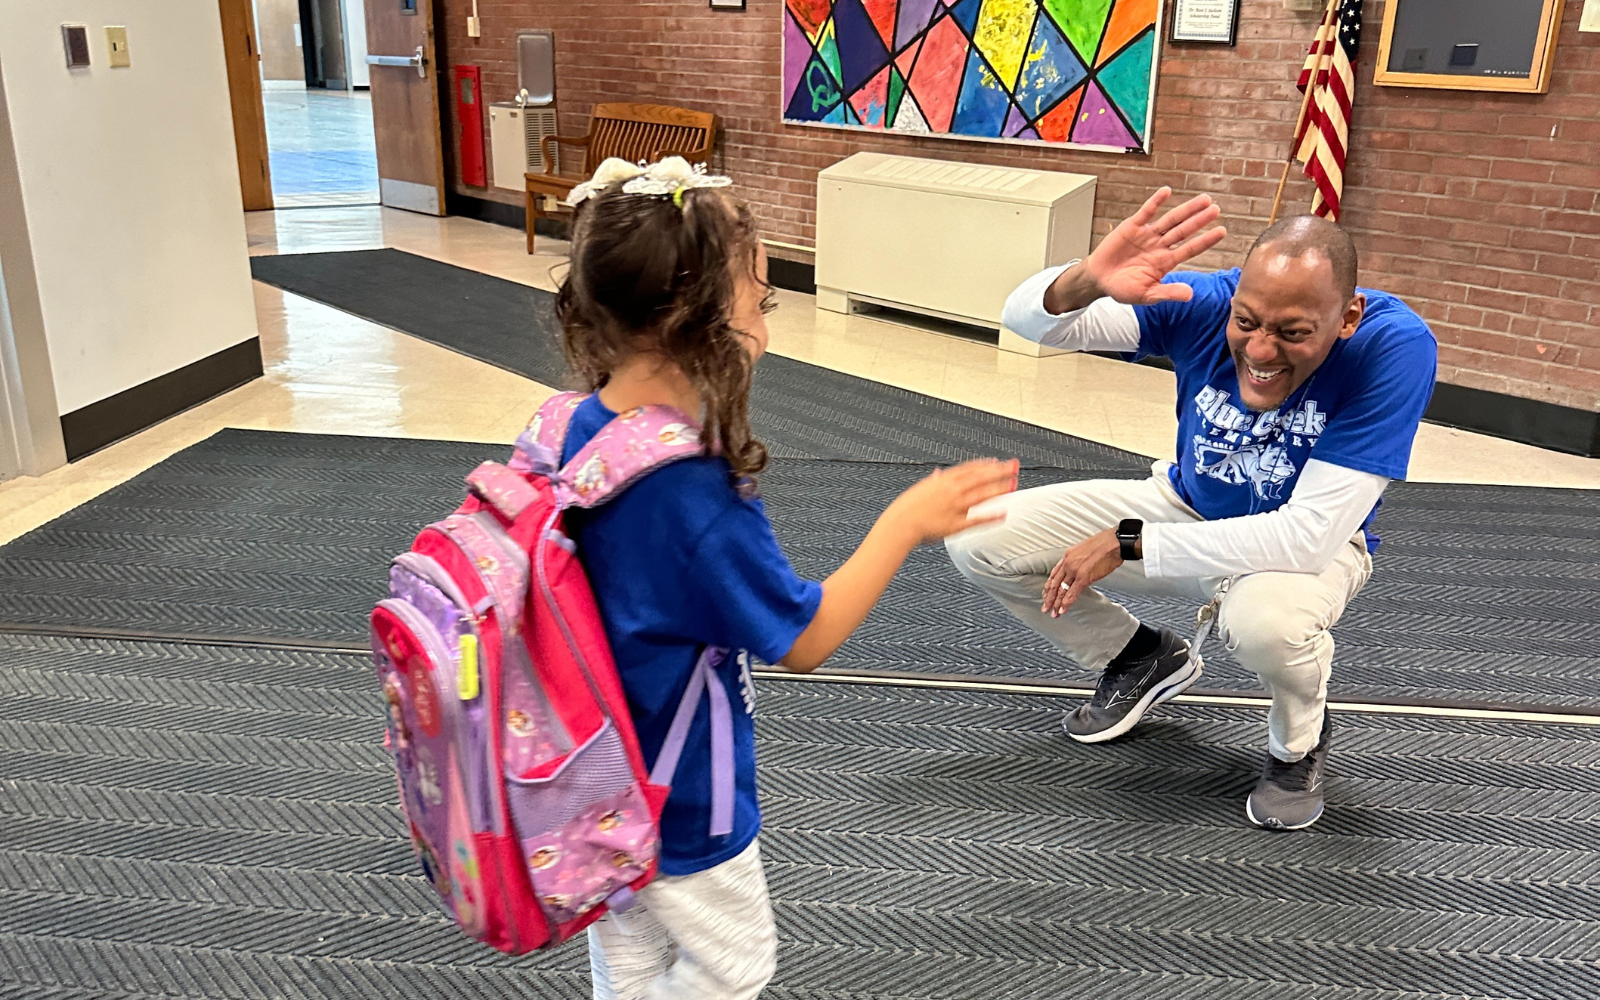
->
[1227, 248, 1364, 412]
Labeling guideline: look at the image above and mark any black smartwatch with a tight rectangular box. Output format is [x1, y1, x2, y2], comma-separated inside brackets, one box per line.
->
[1116, 518, 1143, 561]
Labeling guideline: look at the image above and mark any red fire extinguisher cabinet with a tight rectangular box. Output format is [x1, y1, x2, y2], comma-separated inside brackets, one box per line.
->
[453, 64, 487, 188]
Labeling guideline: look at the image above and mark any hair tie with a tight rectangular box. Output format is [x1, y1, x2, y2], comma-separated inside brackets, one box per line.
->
[672, 185, 687, 209]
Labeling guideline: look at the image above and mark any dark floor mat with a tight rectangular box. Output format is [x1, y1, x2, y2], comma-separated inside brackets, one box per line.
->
[1, 429, 1597, 710]
[247, 248, 1149, 471]
[3, 632, 1599, 1000]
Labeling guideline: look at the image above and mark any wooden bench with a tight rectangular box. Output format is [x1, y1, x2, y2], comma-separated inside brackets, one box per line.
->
[524, 102, 718, 253]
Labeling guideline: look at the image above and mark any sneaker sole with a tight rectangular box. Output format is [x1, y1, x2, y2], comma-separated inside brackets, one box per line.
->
[1065, 651, 1203, 745]
[1245, 795, 1325, 831]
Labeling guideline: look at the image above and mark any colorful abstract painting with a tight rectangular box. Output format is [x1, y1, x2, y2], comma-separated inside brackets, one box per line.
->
[783, 0, 1160, 151]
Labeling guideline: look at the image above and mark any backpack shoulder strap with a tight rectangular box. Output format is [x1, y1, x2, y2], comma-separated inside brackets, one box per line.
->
[648, 647, 735, 837]
[551, 404, 704, 509]
[508, 391, 588, 476]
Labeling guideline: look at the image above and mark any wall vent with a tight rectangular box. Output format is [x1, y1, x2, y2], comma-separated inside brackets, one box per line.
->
[490, 104, 560, 189]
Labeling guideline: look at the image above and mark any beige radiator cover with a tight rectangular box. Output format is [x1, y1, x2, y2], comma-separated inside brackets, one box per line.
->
[815, 152, 1096, 348]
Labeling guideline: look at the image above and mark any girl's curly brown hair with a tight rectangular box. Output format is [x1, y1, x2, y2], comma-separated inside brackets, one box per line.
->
[555, 185, 770, 484]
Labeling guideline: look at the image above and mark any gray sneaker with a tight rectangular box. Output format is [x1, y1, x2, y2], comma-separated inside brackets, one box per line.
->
[1246, 713, 1333, 831]
[1064, 627, 1201, 743]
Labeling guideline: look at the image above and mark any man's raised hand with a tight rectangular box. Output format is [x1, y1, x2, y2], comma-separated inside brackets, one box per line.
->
[1048, 188, 1227, 312]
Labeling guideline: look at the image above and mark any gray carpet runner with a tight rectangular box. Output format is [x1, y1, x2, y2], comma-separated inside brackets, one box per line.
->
[0, 429, 1596, 711]
[1, 250, 1596, 998]
[3, 632, 1598, 1000]
[247, 248, 1149, 471]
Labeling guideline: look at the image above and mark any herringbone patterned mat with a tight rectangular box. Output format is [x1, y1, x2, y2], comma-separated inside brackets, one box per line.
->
[247, 249, 1151, 470]
[3, 633, 1598, 999]
[1, 429, 1596, 710]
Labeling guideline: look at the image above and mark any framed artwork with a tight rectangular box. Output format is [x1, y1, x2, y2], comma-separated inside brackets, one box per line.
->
[711, 0, 748, 8]
[782, 0, 1164, 153]
[1373, 0, 1565, 93]
[1168, 0, 1239, 44]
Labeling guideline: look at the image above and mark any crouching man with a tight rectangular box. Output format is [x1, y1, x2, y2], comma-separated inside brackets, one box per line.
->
[947, 188, 1437, 830]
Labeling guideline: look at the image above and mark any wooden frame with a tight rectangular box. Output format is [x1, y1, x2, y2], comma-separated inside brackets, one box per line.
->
[1168, 0, 1241, 45]
[524, 103, 718, 253]
[1373, 0, 1565, 93]
[218, 0, 272, 211]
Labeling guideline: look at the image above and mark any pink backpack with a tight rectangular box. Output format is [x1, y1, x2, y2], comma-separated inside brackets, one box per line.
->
[370, 392, 737, 953]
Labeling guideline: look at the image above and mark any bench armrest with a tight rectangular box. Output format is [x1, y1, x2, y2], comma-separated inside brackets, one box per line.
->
[541, 134, 591, 175]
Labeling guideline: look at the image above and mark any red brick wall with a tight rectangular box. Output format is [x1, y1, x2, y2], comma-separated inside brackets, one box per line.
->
[439, 0, 1600, 411]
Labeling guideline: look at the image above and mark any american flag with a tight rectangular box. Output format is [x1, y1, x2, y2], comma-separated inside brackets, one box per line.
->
[1293, 0, 1363, 221]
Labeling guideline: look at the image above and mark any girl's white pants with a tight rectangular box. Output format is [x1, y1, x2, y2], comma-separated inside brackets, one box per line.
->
[588, 838, 776, 1000]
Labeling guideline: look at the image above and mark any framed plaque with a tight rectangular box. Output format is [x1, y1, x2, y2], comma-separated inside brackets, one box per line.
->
[1374, 0, 1565, 93]
[1170, 0, 1241, 44]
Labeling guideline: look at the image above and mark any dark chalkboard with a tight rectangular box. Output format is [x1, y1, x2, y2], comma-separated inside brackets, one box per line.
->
[1375, 0, 1564, 92]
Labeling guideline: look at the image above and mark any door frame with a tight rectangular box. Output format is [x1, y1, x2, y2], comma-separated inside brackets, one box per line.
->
[219, 0, 274, 212]
[0, 59, 67, 479]
[297, 0, 323, 87]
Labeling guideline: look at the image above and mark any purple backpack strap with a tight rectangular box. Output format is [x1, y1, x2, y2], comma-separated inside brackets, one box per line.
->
[508, 391, 587, 476]
[550, 404, 705, 510]
[649, 647, 736, 838]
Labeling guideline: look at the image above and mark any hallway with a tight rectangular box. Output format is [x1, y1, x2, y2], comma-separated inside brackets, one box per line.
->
[263, 89, 378, 208]
[3, 205, 1596, 547]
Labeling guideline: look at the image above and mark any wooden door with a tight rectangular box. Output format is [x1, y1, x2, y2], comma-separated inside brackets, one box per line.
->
[313, 0, 349, 89]
[365, 0, 446, 215]
[218, 0, 273, 211]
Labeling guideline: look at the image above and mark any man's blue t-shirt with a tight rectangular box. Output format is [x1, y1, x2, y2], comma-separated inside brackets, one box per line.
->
[1132, 268, 1437, 549]
[560, 395, 822, 876]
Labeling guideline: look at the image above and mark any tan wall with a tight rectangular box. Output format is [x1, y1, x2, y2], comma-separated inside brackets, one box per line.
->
[254, 0, 302, 83]
[0, 1, 260, 414]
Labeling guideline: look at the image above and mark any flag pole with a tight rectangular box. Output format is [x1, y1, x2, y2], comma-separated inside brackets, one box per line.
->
[1268, 0, 1339, 227]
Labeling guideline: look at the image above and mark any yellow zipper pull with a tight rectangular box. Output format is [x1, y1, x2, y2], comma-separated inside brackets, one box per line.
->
[457, 633, 480, 700]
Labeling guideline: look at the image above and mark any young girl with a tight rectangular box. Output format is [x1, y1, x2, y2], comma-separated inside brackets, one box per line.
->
[553, 159, 1017, 1000]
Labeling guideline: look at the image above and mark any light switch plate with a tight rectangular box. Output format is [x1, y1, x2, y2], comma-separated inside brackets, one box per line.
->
[106, 26, 130, 67]
[1581, 0, 1600, 32]
[105, 26, 130, 66]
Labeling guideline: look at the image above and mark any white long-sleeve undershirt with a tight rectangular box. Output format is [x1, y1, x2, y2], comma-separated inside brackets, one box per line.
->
[1002, 262, 1142, 353]
[1143, 458, 1387, 578]
[1001, 262, 1391, 578]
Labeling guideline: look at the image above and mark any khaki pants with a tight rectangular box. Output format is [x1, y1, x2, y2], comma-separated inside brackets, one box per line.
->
[945, 464, 1373, 761]
[588, 839, 776, 1000]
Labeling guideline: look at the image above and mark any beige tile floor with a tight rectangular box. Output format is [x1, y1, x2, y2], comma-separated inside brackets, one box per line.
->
[2, 204, 1596, 546]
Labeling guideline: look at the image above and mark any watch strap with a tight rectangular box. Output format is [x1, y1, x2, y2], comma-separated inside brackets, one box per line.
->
[1117, 518, 1143, 561]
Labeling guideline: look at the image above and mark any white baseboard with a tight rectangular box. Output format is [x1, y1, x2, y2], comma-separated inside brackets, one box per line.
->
[997, 326, 1068, 358]
[815, 286, 850, 314]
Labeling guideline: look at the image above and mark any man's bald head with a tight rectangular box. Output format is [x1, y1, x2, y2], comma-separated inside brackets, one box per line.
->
[1245, 215, 1358, 303]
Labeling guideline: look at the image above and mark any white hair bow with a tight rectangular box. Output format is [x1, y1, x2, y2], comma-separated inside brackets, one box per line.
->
[565, 156, 732, 208]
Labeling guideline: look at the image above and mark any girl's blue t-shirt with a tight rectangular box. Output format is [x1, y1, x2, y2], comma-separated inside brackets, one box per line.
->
[560, 395, 822, 876]
[1132, 268, 1438, 549]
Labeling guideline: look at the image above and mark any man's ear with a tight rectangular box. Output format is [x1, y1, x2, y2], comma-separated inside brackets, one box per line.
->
[1339, 292, 1366, 340]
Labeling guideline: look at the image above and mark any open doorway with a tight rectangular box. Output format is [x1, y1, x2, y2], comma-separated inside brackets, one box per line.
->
[253, 0, 378, 207]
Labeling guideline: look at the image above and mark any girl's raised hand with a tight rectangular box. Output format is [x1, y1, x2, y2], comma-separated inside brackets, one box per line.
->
[883, 458, 1019, 546]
